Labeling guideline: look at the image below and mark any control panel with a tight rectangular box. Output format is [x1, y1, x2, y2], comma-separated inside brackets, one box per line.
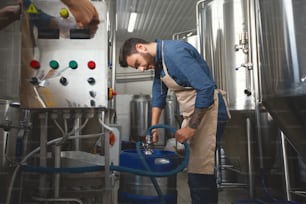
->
[20, 0, 109, 109]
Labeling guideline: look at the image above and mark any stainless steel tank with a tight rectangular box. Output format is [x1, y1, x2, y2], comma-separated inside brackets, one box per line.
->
[256, 0, 306, 162]
[196, 0, 257, 178]
[257, 0, 306, 98]
[164, 95, 180, 138]
[196, 0, 283, 187]
[130, 94, 151, 141]
[197, 0, 255, 110]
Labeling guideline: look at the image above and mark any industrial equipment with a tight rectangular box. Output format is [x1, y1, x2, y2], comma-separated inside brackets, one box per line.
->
[111, 124, 189, 204]
[1, 1, 120, 204]
[197, 0, 306, 202]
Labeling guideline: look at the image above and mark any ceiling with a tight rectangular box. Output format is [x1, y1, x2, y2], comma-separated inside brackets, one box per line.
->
[115, 0, 199, 42]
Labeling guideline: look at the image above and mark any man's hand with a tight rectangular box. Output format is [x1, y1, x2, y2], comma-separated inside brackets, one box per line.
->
[151, 128, 159, 144]
[175, 127, 196, 143]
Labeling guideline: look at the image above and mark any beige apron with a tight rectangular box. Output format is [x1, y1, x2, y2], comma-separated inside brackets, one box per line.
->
[160, 44, 223, 174]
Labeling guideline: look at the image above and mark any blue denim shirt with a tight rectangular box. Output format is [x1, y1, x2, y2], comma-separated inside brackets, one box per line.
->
[152, 39, 216, 109]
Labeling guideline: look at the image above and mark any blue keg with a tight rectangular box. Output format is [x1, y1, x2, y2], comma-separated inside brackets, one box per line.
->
[118, 149, 179, 204]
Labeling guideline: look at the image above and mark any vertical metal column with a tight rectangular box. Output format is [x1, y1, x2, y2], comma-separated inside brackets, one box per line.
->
[280, 131, 292, 201]
[73, 111, 81, 151]
[53, 145, 61, 198]
[101, 110, 112, 204]
[246, 117, 254, 198]
[38, 112, 48, 197]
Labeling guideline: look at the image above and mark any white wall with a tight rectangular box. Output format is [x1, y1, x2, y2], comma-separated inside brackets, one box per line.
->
[114, 40, 153, 95]
[114, 40, 153, 141]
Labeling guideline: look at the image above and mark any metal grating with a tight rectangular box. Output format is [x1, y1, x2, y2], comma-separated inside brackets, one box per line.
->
[116, 0, 198, 41]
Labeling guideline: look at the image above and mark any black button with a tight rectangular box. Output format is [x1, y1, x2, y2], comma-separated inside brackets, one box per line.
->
[60, 77, 68, 86]
[87, 77, 96, 85]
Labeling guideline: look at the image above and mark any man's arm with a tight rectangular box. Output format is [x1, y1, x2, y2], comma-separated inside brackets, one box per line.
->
[61, 0, 99, 28]
[0, 4, 21, 30]
[151, 107, 163, 143]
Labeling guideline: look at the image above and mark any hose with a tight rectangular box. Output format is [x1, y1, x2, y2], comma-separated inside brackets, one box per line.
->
[110, 125, 189, 177]
[136, 140, 166, 204]
[110, 124, 190, 204]
[6, 133, 103, 204]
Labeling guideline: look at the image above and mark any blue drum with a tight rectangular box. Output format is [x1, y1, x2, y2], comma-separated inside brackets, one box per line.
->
[118, 149, 179, 204]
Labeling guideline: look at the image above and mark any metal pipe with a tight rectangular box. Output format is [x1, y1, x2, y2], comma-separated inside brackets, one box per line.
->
[116, 71, 153, 77]
[53, 145, 61, 198]
[32, 196, 83, 204]
[196, 0, 217, 79]
[246, 117, 254, 198]
[196, 0, 208, 56]
[172, 29, 197, 40]
[248, 0, 264, 171]
[99, 111, 112, 204]
[281, 131, 292, 201]
[38, 112, 48, 197]
[6, 133, 104, 204]
[73, 111, 82, 150]
[103, 0, 117, 109]
[249, 0, 262, 103]
[116, 77, 154, 83]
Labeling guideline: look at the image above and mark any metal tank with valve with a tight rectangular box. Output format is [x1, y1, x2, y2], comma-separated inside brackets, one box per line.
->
[130, 94, 152, 142]
[196, 0, 257, 189]
[197, 0, 255, 111]
[196, 0, 282, 198]
[197, 0, 306, 202]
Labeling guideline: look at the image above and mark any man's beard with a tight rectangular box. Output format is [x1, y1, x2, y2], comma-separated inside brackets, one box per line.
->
[140, 52, 155, 68]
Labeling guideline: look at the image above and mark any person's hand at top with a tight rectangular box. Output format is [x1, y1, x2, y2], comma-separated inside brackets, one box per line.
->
[61, 0, 99, 29]
[0, 4, 21, 30]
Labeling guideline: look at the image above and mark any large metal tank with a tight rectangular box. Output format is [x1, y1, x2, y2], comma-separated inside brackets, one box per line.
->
[196, 0, 258, 177]
[197, 0, 306, 200]
[197, 0, 255, 111]
[164, 95, 180, 138]
[130, 94, 151, 141]
[196, 0, 282, 186]
[256, 0, 306, 162]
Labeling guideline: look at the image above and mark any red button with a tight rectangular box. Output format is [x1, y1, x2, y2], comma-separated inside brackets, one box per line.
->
[88, 60, 96, 69]
[30, 60, 40, 69]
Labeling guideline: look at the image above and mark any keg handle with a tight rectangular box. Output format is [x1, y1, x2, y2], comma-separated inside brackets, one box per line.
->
[144, 124, 178, 155]
[143, 139, 154, 155]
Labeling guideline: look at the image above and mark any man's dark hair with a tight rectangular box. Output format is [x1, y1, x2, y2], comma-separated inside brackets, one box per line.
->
[119, 38, 149, 67]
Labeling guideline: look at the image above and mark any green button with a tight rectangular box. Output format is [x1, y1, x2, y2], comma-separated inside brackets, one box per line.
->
[49, 60, 59, 69]
[69, 60, 78, 69]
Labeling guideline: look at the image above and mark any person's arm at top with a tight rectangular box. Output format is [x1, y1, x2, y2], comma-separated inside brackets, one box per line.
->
[61, 0, 99, 28]
[0, 4, 21, 30]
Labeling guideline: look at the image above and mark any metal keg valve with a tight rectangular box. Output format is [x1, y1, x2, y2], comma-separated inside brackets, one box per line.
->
[143, 135, 154, 155]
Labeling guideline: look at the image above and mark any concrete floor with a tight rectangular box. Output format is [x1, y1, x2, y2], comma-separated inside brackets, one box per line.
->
[177, 171, 250, 204]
